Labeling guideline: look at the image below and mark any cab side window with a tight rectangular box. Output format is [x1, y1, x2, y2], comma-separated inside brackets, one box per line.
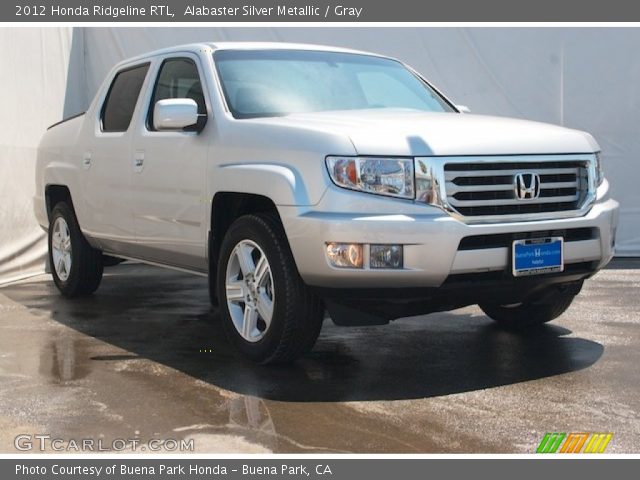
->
[148, 58, 207, 131]
[101, 63, 150, 132]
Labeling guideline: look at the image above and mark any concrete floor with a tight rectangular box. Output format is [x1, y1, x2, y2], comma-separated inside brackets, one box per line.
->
[0, 259, 638, 453]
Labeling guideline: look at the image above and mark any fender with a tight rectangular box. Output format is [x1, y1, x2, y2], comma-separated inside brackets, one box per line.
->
[215, 162, 323, 206]
[37, 113, 86, 229]
[43, 160, 83, 217]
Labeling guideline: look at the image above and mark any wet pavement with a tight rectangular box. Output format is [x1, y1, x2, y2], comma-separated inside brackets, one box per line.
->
[0, 260, 638, 453]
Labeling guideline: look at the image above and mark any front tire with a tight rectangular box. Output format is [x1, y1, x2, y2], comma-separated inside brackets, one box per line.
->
[48, 202, 103, 297]
[217, 214, 324, 364]
[479, 289, 577, 329]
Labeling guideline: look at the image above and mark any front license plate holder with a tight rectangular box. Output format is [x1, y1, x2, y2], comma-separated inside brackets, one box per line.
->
[512, 237, 564, 277]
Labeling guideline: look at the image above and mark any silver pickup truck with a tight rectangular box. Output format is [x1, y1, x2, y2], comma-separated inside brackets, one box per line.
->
[36, 42, 619, 363]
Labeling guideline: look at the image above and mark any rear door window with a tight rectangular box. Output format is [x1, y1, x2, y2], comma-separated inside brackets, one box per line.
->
[101, 63, 150, 132]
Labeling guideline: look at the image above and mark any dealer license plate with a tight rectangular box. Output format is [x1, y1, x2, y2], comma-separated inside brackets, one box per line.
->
[512, 237, 564, 277]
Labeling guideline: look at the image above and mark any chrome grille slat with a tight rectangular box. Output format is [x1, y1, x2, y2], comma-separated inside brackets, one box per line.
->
[449, 194, 579, 208]
[446, 183, 514, 193]
[445, 180, 579, 194]
[442, 158, 590, 218]
[540, 181, 579, 189]
[444, 167, 579, 180]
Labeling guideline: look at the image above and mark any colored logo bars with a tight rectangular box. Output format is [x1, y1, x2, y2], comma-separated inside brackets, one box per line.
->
[536, 432, 613, 453]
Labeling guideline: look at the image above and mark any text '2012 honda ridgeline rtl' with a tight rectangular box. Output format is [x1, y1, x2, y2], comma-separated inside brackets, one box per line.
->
[36, 43, 619, 363]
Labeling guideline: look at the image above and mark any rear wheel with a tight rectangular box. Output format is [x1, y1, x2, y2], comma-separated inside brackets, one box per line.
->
[217, 213, 324, 364]
[479, 289, 577, 329]
[48, 202, 103, 297]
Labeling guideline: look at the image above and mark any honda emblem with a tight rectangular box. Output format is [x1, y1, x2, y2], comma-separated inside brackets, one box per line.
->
[514, 173, 541, 200]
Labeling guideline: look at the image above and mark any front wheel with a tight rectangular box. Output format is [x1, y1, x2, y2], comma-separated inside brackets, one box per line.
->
[216, 214, 324, 364]
[479, 289, 577, 329]
[48, 202, 103, 297]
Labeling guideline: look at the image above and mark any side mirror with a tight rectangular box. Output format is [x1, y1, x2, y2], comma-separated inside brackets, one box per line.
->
[154, 98, 199, 131]
[456, 104, 471, 114]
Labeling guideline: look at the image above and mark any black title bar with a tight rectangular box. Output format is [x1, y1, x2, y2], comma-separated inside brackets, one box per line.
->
[4, 459, 640, 480]
[5, 0, 640, 22]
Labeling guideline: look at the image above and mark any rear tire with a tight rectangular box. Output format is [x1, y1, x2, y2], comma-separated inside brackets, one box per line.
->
[217, 213, 324, 364]
[48, 202, 103, 297]
[479, 289, 576, 329]
[208, 235, 219, 308]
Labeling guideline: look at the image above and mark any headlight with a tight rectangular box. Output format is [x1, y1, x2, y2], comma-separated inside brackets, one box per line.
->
[595, 152, 604, 186]
[326, 156, 415, 199]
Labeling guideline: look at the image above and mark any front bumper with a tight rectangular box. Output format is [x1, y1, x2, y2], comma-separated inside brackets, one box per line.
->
[279, 180, 619, 288]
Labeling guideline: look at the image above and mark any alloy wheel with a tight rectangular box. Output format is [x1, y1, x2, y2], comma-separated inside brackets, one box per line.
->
[51, 216, 72, 281]
[225, 239, 275, 342]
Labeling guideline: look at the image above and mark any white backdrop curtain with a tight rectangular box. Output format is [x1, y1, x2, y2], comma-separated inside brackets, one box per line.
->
[0, 27, 85, 285]
[1, 27, 638, 285]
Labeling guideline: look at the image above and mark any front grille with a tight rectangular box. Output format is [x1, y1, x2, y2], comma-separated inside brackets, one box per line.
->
[444, 159, 590, 217]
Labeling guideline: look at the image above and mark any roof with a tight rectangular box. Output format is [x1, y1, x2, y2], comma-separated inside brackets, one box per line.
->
[112, 42, 384, 69]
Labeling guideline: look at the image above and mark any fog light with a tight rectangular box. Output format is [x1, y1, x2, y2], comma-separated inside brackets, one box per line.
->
[326, 243, 364, 268]
[370, 244, 403, 269]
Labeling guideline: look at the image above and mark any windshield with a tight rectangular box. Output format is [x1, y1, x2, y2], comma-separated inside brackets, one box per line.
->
[214, 49, 454, 119]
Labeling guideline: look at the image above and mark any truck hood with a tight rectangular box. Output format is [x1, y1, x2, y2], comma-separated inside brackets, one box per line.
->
[248, 109, 598, 157]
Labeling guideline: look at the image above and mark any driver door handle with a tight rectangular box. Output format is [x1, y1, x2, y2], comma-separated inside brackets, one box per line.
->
[133, 152, 145, 173]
